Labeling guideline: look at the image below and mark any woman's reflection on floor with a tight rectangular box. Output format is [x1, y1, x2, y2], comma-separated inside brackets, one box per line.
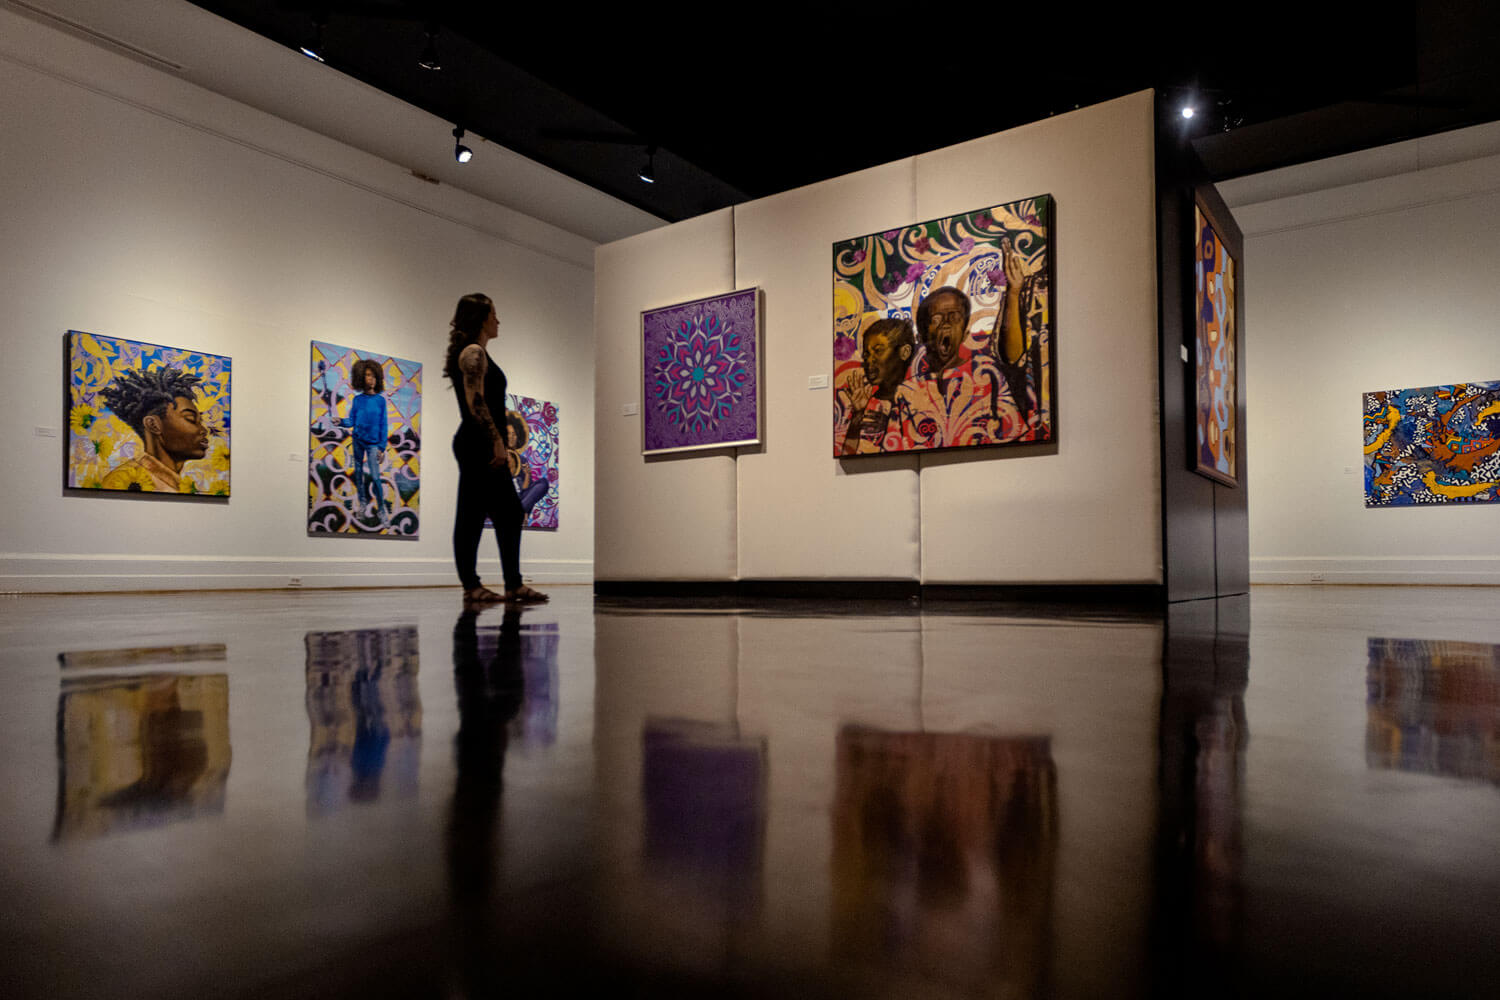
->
[446, 604, 525, 995]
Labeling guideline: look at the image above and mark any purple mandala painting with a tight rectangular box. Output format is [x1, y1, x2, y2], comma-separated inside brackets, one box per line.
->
[642, 288, 761, 455]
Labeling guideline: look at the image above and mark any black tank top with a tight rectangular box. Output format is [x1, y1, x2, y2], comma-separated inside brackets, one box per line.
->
[453, 353, 508, 459]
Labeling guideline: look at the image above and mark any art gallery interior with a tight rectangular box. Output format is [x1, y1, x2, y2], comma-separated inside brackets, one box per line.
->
[3, 2, 1499, 997]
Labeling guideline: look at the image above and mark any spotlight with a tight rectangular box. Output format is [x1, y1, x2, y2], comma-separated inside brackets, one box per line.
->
[453, 126, 473, 164]
[299, 13, 327, 62]
[638, 145, 656, 184]
[418, 24, 441, 71]
[1180, 105, 1195, 119]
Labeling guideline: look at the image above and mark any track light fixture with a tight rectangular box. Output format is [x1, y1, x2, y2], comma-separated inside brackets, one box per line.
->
[1180, 104, 1196, 119]
[299, 12, 327, 62]
[418, 23, 441, 71]
[638, 145, 656, 184]
[453, 126, 473, 164]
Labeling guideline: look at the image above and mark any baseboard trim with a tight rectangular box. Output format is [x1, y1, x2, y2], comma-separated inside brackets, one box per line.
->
[0, 554, 593, 592]
[923, 583, 1166, 605]
[595, 579, 1165, 605]
[1250, 556, 1500, 586]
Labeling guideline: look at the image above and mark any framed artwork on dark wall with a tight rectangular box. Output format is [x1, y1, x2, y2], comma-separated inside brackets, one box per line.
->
[1363, 380, 1500, 506]
[1192, 201, 1239, 486]
[831, 195, 1053, 457]
[66, 331, 231, 496]
[641, 288, 762, 456]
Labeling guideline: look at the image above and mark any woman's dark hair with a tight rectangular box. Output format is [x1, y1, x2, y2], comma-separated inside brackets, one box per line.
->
[444, 292, 494, 382]
[350, 358, 384, 392]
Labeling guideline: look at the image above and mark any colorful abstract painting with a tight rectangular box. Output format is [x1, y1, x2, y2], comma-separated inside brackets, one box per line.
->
[505, 393, 560, 529]
[1364, 381, 1500, 506]
[1367, 637, 1500, 785]
[641, 288, 760, 455]
[66, 331, 231, 495]
[1194, 206, 1238, 485]
[307, 341, 421, 536]
[53, 672, 231, 841]
[832, 196, 1053, 456]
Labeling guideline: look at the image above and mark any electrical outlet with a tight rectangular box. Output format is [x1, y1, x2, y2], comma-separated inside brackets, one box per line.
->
[288, 577, 303, 588]
[1310, 573, 1325, 583]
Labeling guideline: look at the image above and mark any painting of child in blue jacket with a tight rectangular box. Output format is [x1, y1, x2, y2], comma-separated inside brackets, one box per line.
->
[342, 359, 390, 523]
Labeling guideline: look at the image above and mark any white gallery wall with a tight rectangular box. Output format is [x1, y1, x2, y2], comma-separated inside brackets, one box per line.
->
[595, 92, 1162, 584]
[0, 7, 624, 592]
[1221, 120, 1500, 585]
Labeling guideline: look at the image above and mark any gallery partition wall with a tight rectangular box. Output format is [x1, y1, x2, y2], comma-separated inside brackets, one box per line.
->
[594, 90, 1248, 602]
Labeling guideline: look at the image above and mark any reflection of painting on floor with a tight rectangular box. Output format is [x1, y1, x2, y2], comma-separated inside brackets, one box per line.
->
[1364, 381, 1500, 506]
[641, 719, 767, 918]
[53, 673, 232, 841]
[307, 341, 422, 536]
[305, 628, 422, 815]
[1367, 637, 1500, 784]
[511, 622, 559, 751]
[832, 727, 1057, 996]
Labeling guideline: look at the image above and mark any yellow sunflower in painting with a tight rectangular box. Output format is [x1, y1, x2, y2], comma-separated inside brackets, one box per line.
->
[91, 436, 114, 460]
[101, 464, 157, 492]
[69, 405, 98, 434]
[208, 440, 230, 473]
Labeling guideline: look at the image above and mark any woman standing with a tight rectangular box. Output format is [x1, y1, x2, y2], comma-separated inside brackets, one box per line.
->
[444, 293, 548, 606]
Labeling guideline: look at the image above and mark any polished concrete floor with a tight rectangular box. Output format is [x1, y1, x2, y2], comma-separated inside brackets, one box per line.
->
[2, 585, 1498, 998]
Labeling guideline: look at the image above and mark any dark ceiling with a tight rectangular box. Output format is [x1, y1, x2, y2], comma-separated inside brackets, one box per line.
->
[190, 1, 1500, 223]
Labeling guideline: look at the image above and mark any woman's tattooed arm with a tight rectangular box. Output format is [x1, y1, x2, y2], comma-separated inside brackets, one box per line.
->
[459, 344, 507, 466]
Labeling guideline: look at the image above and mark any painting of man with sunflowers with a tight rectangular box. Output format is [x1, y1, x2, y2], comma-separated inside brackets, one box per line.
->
[66, 331, 231, 496]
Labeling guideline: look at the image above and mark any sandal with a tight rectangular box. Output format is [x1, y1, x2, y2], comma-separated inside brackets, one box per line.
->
[505, 585, 549, 604]
[463, 586, 505, 606]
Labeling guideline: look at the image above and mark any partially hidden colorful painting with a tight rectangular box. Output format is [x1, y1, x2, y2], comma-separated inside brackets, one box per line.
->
[641, 288, 761, 455]
[506, 393, 560, 529]
[1194, 205, 1238, 485]
[308, 341, 421, 536]
[1364, 380, 1500, 507]
[832, 196, 1053, 456]
[66, 331, 231, 495]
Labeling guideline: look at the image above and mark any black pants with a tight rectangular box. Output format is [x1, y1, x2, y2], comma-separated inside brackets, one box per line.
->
[452, 441, 524, 592]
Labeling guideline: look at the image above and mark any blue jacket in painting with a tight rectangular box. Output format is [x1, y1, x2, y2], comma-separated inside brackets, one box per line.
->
[341, 392, 388, 447]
